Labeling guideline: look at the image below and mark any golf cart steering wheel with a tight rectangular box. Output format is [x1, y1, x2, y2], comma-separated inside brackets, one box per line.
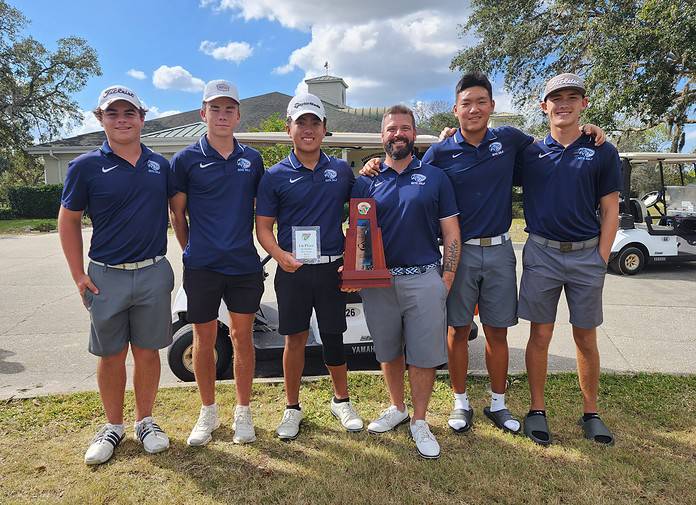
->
[641, 191, 664, 215]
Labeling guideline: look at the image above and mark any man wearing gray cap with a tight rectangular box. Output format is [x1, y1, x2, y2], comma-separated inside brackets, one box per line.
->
[516, 73, 621, 446]
[170, 80, 265, 446]
[59, 85, 175, 464]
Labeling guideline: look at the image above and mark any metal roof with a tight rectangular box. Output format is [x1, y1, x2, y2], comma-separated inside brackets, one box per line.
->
[142, 122, 208, 139]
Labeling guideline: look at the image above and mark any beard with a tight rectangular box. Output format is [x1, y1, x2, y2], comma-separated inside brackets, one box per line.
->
[384, 136, 414, 160]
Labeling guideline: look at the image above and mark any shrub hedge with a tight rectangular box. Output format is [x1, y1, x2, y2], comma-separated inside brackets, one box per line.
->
[7, 185, 63, 218]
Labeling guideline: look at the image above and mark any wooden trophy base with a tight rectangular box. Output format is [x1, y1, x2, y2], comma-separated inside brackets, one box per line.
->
[340, 269, 392, 289]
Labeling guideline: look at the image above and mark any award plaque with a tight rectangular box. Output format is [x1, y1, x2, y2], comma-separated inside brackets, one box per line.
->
[292, 226, 321, 264]
[341, 198, 391, 289]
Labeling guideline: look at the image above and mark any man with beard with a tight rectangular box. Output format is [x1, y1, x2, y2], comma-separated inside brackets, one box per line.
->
[516, 74, 620, 446]
[255, 93, 363, 440]
[351, 105, 460, 459]
[58, 85, 174, 464]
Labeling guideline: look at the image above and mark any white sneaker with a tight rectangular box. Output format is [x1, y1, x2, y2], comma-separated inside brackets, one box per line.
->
[84, 424, 124, 465]
[187, 405, 220, 447]
[367, 405, 410, 434]
[276, 408, 303, 440]
[330, 399, 364, 432]
[134, 416, 169, 454]
[410, 420, 440, 459]
[232, 405, 256, 444]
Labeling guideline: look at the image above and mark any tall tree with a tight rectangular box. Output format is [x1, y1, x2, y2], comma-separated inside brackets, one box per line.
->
[0, 0, 101, 157]
[452, 0, 695, 152]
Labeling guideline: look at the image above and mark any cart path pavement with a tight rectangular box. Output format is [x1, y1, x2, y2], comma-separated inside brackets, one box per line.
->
[1, 230, 695, 399]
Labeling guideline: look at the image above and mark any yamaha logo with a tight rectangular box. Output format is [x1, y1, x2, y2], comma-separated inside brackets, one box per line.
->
[237, 158, 251, 171]
[324, 169, 337, 181]
[411, 173, 427, 185]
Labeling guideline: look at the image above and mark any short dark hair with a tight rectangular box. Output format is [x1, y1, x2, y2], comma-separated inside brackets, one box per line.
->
[381, 104, 416, 129]
[455, 72, 493, 100]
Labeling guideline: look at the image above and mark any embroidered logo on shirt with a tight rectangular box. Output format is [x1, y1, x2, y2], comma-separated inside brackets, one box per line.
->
[290, 177, 303, 183]
[411, 173, 427, 185]
[452, 152, 463, 158]
[538, 151, 552, 158]
[374, 181, 385, 187]
[101, 165, 118, 173]
[324, 169, 338, 182]
[146, 160, 160, 174]
[576, 147, 595, 161]
[199, 162, 216, 168]
[237, 158, 252, 171]
[489, 142, 504, 157]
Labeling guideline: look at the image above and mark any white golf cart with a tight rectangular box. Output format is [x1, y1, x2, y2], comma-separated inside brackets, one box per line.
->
[167, 255, 479, 381]
[609, 153, 696, 275]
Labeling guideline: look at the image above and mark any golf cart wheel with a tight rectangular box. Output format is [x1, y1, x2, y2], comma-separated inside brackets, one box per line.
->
[617, 246, 645, 275]
[167, 323, 233, 382]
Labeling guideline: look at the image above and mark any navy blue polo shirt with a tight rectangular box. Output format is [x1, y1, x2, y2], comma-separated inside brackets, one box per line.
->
[351, 156, 459, 268]
[422, 126, 534, 241]
[516, 134, 622, 242]
[170, 135, 264, 275]
[256, 150, 355, 255]
[61, 141, 174, 264]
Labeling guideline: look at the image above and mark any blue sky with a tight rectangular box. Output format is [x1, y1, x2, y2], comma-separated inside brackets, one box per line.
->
[12, 0, 695, 150]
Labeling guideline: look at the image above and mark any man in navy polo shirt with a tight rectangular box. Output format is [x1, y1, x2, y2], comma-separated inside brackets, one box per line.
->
[59, 85, 175, 465]
[516, 73, 621, 446]
[353, 105, 461, 459]
[169, 80, 265, 446]
[362, 72, 605, 436]
[255, 93, 363, 440]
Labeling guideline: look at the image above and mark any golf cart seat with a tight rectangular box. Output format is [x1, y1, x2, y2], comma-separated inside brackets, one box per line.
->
[629, 198, 648, 223]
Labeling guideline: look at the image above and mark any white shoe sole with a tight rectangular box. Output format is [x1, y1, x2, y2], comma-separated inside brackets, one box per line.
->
[142, 443, 170, 454]
[84, 455, 112, 465]
[367, 415, 410, 435]
[187, 433, 214, 447]
[233, 434, 257, 444]
[331, 411, 364, 432]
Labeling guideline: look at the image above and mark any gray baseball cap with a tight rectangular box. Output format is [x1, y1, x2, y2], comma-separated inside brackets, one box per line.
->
[543, 73, 586, 101]
[203, 79, 240, 103]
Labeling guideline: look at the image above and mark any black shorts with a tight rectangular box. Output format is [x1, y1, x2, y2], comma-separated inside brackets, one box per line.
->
[274, 259, 347, 335]
[183, 268, 264, 323]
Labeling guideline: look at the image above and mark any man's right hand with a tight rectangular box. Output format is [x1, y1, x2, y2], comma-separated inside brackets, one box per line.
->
[358, 158, 381, 177]
[439, 127, 457, 141]
[276, 250, 303, 273]
[76, 273, 99, 307]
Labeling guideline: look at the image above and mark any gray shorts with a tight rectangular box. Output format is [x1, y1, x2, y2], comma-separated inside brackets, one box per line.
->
[360, 268, 448, 368]
[518, 239, 607, 329]
[85, 258, 175, 356]
[447, 240, 518, 328]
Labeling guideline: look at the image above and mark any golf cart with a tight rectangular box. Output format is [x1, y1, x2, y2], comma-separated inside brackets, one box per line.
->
[167, 255, 479, 381]
[610, 153, 696, 275]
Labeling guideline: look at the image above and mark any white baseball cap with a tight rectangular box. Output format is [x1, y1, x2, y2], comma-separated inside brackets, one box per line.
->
[287, 93, 326, 121]
[543, 73, 586, 101]
[203, 79, 240, 103]
[97, 85, 143, 111]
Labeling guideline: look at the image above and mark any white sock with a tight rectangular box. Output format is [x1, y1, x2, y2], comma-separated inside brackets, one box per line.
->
[454, 392, 470, 411]
[490, 392, 507, 412]
[202, 403, 218, 413]
[490, 392, 520, 432]
[106, 423, 125, 436]
[236, 404, 250, 412]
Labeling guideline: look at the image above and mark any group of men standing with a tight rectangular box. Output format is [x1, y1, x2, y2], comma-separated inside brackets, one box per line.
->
[58, 70, 620, 465]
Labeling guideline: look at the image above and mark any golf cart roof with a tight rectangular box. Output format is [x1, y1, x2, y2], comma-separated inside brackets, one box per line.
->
[619, 153, 696, 164]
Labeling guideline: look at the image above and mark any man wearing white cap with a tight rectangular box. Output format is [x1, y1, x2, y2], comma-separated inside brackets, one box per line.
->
[255, 93, 363, 440]
[170, 80, 265, 446]
[516, 73, 621, 446]
[59, 85, 175, 464]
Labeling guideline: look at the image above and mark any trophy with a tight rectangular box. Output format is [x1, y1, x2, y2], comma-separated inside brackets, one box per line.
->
[341, 198, 391, 289]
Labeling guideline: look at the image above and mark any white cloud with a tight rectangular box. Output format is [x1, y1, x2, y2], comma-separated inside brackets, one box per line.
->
[127, 69, 147, 80]
[152, 65, 205, 92]
[200, 40, 253, 63]
[205, 1, 474, 106]
[144, 105, 182, 119]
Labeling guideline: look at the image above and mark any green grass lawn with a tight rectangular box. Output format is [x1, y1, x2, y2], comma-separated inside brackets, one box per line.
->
[0, 218, 58, 234]
[1, 373, 694, 504]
